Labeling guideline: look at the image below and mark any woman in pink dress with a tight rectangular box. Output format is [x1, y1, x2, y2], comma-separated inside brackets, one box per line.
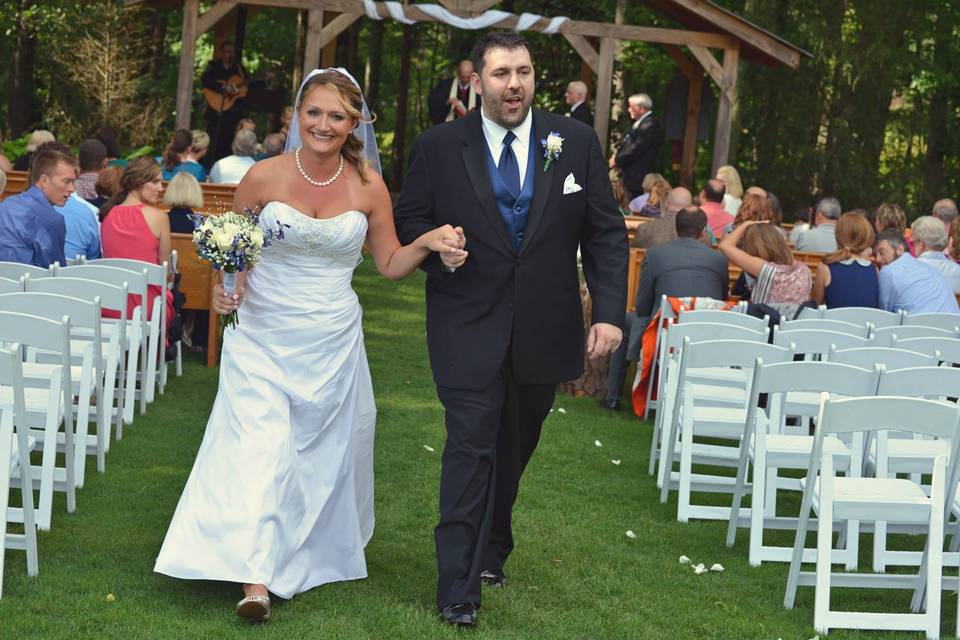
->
[100, 157, 174, 332]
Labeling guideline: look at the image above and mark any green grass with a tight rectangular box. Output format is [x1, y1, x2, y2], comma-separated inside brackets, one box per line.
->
[0, 259, 947, 639]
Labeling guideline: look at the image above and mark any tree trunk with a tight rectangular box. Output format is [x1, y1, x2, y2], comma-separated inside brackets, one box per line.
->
[292, 10, 306, 105]
[147, 8, 167, 77]
[345, 19, 360, 74]
[391, 24, 415, 191]
[923, 12, 951, 212]
[364, 20, 384, 113]
[10, 0, 38, 137]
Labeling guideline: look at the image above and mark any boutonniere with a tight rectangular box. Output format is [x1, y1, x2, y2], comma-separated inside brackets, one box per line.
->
[541, 131, 564, 172]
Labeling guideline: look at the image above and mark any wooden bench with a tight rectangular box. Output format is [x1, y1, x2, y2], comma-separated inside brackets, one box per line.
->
[1, 170, 28, 200]
[171, 233, 221, 367]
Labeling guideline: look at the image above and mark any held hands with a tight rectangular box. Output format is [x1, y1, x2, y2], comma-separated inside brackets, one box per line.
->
[587, 322, 623, 360]
[212, 282, 245, 316]
[426, 224, 468, 269]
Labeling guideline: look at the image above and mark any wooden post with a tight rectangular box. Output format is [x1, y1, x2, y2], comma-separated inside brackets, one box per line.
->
[594, 36, 615, 155]
[711, 42, 739, 174]
[303, 8, 323, 79]
[175, 0, 199, 131]
[680, 73, 702, 189]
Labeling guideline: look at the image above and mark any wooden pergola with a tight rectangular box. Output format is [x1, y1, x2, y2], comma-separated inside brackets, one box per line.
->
[129, 0, 806, 186]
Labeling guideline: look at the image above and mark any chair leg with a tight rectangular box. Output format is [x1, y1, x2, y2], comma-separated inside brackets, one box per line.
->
[726, 430, 753, 548]
[677, 411, 694, 522]
[175, 342, 183, 377]
[749, 448, 767, 567]
[813, 486, 833, 636]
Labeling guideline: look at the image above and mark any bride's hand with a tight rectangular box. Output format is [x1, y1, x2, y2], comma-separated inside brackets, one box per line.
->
[212, 283, 244, 315]
[424, 225, 468, 268]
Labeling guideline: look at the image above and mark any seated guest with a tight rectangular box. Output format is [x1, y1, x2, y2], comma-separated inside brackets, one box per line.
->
[951, 218, 960, 263]
[720, 219, 812, 319]
[788, 208, 811, 245]
[635, 177, 670, 218]
[932, 198, 958, 233]
[627, 172, 665, 212]
[75, 139, 108, 202]
[698, 178, 733, 240]
[210, 129, 257, 184]
[912, 215, 960, 293]
[745, 185, 767, 198]
[733, 192, 776, 227]
[161, 129, 199, 181]
[100, 157, 174, 331]
[13, 129, 55, 171]
[0, 145, 74, 267]
[236, 118, 256, 135]
[601, 206, 728, 410]
[631, 187, 692, 250]
[796, 196, 841, 252]
[36, 141, 102, 262]
[874, 202, 914, 255]
[255, 133, 284, 161]
[811, 213, 877, 308]
[874, 229, 959, 313]
[91, 165, 123, 212]
[189, 130, 210, 178]
[163, 172, 203, 234]
[715, 165, 743, 217]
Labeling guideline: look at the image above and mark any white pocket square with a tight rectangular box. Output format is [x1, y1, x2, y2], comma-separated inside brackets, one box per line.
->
[563, 172, 582, 195]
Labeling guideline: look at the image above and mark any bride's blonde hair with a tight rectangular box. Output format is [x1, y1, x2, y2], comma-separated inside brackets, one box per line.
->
[297, 71, 376, 185]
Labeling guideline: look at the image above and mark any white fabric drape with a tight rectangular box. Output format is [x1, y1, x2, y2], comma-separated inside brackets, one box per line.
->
[362, 0, 568, 33]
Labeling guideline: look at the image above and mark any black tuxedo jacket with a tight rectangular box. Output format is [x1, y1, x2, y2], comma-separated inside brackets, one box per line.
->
[569, 102, 593, 125]
[394, 109, 628, 391]
[614, 113, 663, 193]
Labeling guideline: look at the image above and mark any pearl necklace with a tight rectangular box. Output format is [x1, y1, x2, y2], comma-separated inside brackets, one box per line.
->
[295, 148, 344, 187]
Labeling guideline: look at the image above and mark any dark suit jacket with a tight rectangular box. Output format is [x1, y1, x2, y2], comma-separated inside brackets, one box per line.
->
[427, 77, 480, 125]
[615, 113, 663, 194]
[627, 237, 728, 359]
[394, 109, 628, 390]
[569, 102, 593, 125]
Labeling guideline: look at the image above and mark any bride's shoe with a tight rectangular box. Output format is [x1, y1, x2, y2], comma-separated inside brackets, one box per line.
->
[235, 593, 271, 623]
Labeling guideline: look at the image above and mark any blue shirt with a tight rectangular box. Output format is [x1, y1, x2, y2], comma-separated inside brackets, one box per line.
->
[0, 186, 67, 268]
[878, 252, 960, 314]
[56, 193, 102, 261]
[162, 161, 206, 182]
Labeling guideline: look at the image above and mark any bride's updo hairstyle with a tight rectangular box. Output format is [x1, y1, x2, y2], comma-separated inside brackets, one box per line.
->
[297, 71, 376, 185]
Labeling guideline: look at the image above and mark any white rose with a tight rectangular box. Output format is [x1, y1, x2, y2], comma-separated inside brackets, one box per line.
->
[249, 228, 264, 248]
[221, 221, 240, 238]
[214, 229, 234, 251]
[546, 133, 564, 154]
[200, 218, 214, 232]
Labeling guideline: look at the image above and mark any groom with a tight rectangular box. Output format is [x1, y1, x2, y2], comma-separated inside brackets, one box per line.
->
[394, 31, 628, 627]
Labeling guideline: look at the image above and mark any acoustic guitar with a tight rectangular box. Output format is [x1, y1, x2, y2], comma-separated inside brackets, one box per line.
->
[203, 74, 248, 112]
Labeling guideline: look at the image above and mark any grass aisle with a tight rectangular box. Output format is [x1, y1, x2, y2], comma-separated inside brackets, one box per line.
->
[0, 260, 939, 639]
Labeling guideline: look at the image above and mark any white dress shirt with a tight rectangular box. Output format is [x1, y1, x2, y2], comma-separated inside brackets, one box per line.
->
[632, 110, 652, 129]
[480, 108, 533, 186]
[918, 250, 960, 293]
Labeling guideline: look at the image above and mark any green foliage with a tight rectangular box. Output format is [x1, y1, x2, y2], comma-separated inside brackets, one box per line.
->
[2, 132, 30, 161]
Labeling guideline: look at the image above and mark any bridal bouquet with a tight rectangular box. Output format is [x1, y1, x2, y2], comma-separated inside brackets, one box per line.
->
[192, 208, 280, 329]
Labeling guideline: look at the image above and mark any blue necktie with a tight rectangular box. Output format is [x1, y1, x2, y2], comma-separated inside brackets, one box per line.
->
[498, 130, 520, 197]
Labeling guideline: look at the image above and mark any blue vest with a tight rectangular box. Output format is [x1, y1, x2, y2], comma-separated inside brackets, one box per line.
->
[484, 127, 536, 252]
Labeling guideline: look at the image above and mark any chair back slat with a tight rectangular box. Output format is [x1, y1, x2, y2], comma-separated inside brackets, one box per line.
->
[683, 339, 793, 370]
[872, 324, 956, 345]
[877, 366, 960, 399]
[752, 360, 880, 397]
[25, 276, 127, 316]
[677, 309, 768, 333]
[0, 292, 99, 331]
[773, 327, 871, 354]
[0, 277, 20, 294]
[779, 318, 871, 338]
[665, 321, 765, 351]
[820, 395, 960, 440]
[902, 312, 960, 333]
[55, 264, 147, 301]
[821, 307, 902, 328]
[0, 262, 51, 280]
[83, 258, 167, 287]
[828, 346, 936, 370]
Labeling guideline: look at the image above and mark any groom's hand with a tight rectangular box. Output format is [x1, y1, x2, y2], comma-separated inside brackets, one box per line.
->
[586, 322, 622, 360]
[439, 225, 467, 269]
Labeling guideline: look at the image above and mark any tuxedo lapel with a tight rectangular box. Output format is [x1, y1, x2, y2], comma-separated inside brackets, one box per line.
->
[460, 114, 516, 255]
[520, 109, 558, 255]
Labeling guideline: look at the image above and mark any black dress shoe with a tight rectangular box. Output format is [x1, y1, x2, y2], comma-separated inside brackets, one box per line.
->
[439, 603, 478, 627]
[480, 568, 507, 588]
[596, 397, 621, 411]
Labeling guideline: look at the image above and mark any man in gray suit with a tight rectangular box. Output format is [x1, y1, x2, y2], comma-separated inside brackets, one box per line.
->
[796, 197, 841, 253]
[600, 206, 729, 410]
[631, 186, 692, 250]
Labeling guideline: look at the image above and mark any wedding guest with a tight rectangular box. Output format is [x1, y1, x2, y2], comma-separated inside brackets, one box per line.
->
[745, 185, 767, 198]
[811, 213, 877, 308]
[788, 208, 811, 245]
[698, 178, 732, 240]
[636, 177, 669, 218]
[96, 124, 126, 167]
[611, 93, 663, 201]
[428, 59, 479, 124]
[951, 218, 960, 263]
[209, 129, 257, 184]
[733, 192, 776, 227]
[932, 198, 958, 233]
[100, 157, 174, 331]
[190, 130, 210, 175]
[255, 133, 283, 161]
[874, 202, 914, 255]
[161, 129, 204, 181]
[277, 105, 293, 144]
[715, 165, 743, 217]
[564, 80, 592, 124]
[75, 139, 108, 201]
[163, 172, 203, 234]
[627, 172, 664, 212]
[720, 219, 812, 320]
[631, 187, 692, 249]
[912, 215, 960, 293]
[874, 229, 959, 313]
[13, 129, 55, 171]
[0, 145, 74, 267]
[36, 141, 103, 262]
[796, 197, 840, 253]
[91, 165, 123, 212]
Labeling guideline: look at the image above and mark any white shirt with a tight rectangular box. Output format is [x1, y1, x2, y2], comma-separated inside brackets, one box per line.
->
[632, 110, 652, 129]
[918, 250, 960, 294]
[210, 155, 256, 184]
[567, 100, 584, 115]
[480, 108, 532, 187]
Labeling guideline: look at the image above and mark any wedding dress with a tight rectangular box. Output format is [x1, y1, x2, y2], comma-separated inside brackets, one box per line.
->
[155, 202, 376, 599]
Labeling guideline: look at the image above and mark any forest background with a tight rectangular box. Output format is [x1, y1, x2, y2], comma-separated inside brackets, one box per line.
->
[2, 0, 958, 217]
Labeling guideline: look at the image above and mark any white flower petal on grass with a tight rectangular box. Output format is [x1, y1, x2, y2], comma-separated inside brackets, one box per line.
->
[557, 408, 567, 414]
[611, 459, 621, 466]
[710, 563, 725, 572]
[423, 445, 435, 453]
[678, 555, 690, 565]
[693, 563, 707, 575]
[625, 530, 637, 539]
[594, 440, 603, 447]
[106, 593, 115, 602]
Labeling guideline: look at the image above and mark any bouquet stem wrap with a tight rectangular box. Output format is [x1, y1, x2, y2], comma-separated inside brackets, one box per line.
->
[221, 270, 239, 330]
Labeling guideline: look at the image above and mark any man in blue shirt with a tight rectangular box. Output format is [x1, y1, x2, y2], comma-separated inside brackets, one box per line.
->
[875, 229, 960, 314]
[56, 192, 101, 261]
[0, 145, 75, 268]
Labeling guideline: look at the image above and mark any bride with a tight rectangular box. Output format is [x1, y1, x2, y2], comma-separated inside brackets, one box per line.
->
[154, 68, 466, 622]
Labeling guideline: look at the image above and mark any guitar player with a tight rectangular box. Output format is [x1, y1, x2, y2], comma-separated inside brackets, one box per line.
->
[201, 41, 247, 169]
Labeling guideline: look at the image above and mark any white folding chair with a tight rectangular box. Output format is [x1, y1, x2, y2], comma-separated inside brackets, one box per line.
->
[0, 293, 103, 487]
[650, 321, 766, 480]
[0, 312, 75, 531]
[676, 308, 768, 333]
[0, 346, 39, 596]
[168, 249, 182, 378]
[895, 336, 960, 367]
[827, 346, 936, 371]
[82, 258, 169, 400]
[822, 306, 903, 328]
[0, 278, 19, 295]
[903, 313, 960, 334]
[872, 325, 956, 347]
[53, 265, 145, 424]
[25, 277, 127, 444]
[779, 318, 872, 338]
[726, 360, 880, 567]
[783, 395, 960, 640]
[659, 338, 793, 522]
[0, 263, 51, 281]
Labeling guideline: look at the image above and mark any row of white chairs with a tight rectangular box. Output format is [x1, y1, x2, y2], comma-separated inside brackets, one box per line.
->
[0, 257, 183, 597]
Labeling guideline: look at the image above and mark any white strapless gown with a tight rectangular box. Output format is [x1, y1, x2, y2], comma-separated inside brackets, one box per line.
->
[154, 203, 376, 599]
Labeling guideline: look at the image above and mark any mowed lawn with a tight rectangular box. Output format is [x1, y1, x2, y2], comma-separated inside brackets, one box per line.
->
[0, 259, 947, 639]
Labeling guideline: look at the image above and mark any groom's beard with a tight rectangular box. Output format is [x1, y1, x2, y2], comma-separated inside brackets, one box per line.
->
[482, 89, 533, 129]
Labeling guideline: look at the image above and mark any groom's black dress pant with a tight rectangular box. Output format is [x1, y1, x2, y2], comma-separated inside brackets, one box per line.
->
[434, 356, 556, 609]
